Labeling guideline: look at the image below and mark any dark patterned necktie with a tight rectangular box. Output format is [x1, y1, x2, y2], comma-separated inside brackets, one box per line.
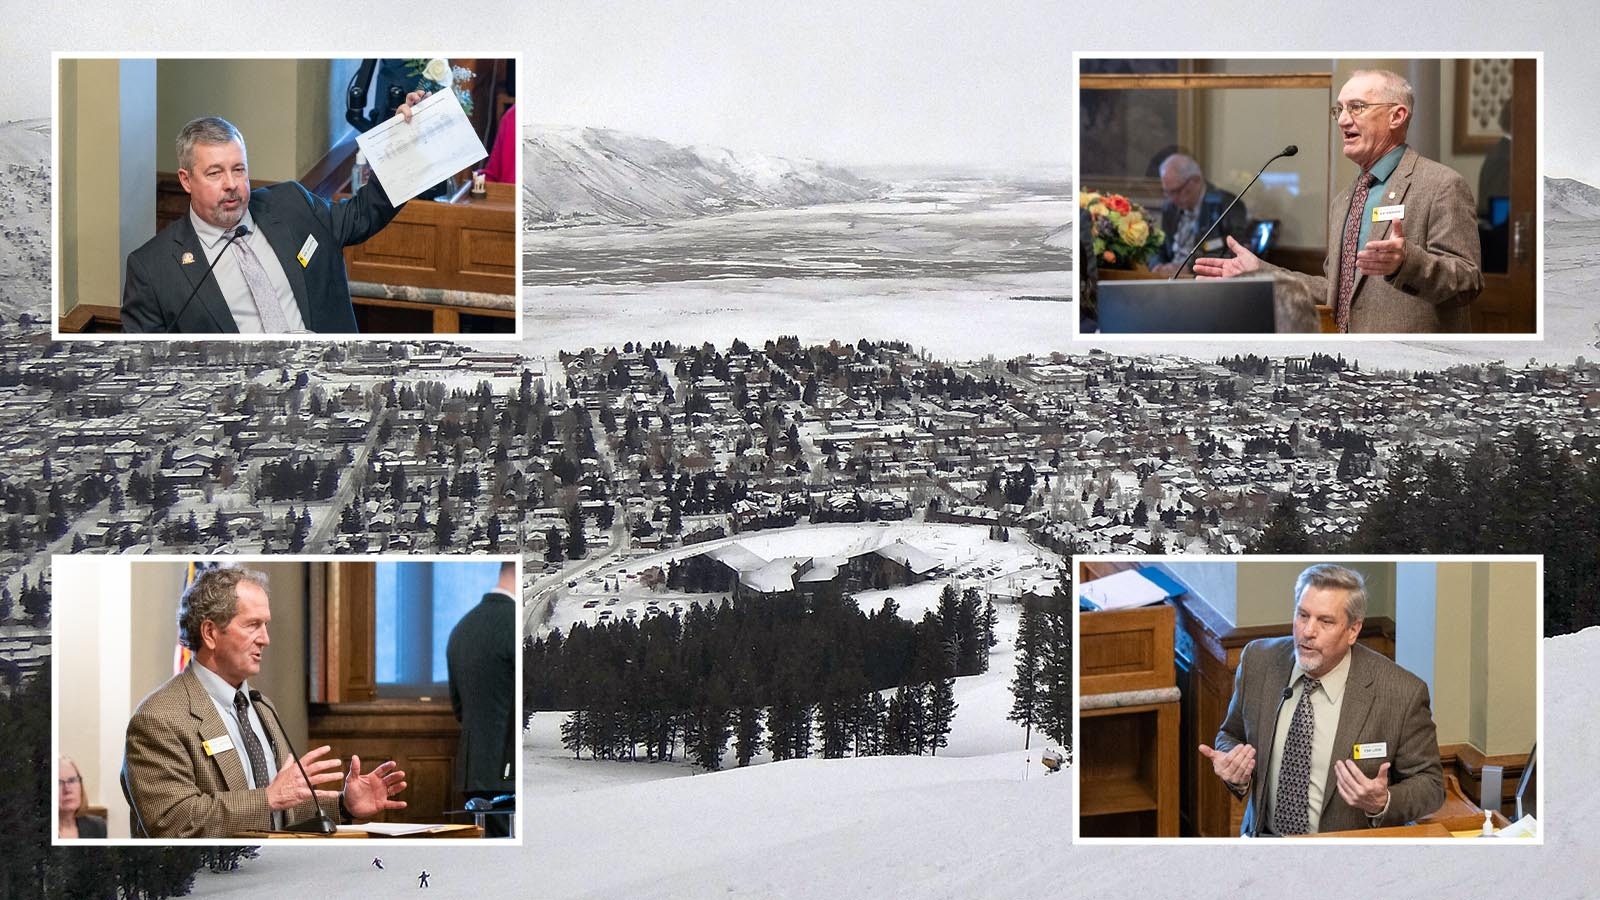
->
[1335, 174, 1377, 332]
[1272, 676, 1321, 835]
[233, 690, 273, 789]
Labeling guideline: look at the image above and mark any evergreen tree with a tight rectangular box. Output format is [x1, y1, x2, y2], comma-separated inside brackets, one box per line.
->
[1035, 578, 1075, 750]
[732, 703, 763, 768]
[855, 690, 887, 757]
[1349, 448, 1425, 552]
[1008, 596, 1045, 746]
[1249, 496, 1312, 552]
[566, 506, 588, 559]
[684, 676, 733, 771]
[434, 505, 455, 549]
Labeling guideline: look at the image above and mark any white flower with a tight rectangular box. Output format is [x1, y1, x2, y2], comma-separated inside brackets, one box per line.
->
[422, 57, 450, 86]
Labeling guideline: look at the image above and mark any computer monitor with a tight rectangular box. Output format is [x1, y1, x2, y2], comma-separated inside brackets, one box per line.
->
[1096, 278, 1276, 334]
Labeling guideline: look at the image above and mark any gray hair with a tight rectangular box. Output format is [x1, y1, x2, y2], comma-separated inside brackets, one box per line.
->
[1159, 153, 1203, 182]
[1294, 564, 1367, 625]
[177, 565, 269, 651]
[176, 116, 245, 173]
[1349, 69, 1415, 111]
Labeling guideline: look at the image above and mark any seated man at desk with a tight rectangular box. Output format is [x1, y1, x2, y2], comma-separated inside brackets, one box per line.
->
[1199, 564, 1444, 835]
[120, 91, 425, 335]
[1149, 153, 1248, 278]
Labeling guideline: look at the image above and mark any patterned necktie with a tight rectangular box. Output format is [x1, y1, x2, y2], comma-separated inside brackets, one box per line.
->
[232, 228, 290, 333]
[1272, 676, 1321, 835]
[1335, 174, 1377, 332]
[233, 689, 274, 790]
[1173, 208, 1199, 260]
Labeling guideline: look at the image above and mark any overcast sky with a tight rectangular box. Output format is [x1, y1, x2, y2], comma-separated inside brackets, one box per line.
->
[2, 1, 1594, 178]
[532, 2, 1072, 169]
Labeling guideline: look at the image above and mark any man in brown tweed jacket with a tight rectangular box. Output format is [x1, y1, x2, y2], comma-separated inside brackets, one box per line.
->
[1195, 70, 1482, 333]
[122, 566, 408, 838]
[1198, 564, 1445, 836]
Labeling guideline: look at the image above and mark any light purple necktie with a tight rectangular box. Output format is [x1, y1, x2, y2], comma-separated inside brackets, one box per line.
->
[232, 228, 290, 333]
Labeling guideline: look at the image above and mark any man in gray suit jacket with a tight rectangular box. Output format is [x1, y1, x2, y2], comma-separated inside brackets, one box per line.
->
[446, 561, 518, 837]
[123, 566, 408, 837]
[120, 97, 423, 334]
[1194, 70, 1482, 332]
[1199, 564, 1444, 835]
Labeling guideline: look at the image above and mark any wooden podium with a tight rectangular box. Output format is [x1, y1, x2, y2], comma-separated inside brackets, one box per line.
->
[236, 824, 483, 839]
[340, 182, 517, 333]
[1078, 599, 1180, 837]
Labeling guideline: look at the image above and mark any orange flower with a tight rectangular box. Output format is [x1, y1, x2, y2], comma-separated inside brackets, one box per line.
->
[1105, 194, 1132, 215]
[1102, 250, 1116, 263]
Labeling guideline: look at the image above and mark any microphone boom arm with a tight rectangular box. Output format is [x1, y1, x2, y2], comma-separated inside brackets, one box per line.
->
[1169, 145, 1298, 280]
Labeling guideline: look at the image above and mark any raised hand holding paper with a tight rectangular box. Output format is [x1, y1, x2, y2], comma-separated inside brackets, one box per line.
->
[357, 90, 488, 204]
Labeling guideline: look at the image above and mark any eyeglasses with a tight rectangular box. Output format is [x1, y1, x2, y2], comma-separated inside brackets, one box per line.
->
[1161, 175, 1200, 198]
[59, 777, 82, 788]
[1331, 101, 1399, 120]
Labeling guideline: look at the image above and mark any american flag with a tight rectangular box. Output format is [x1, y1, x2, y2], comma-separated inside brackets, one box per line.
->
[173, 560, 221, 675]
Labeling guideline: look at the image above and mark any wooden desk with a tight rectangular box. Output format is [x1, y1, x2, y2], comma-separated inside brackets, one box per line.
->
[1297, 822, 1453, 838]
[236, 824, 483, 839]
[1078, 597, 1180, 837]
[1293, 813, 1509, 839]
[343, 182, 516, 297]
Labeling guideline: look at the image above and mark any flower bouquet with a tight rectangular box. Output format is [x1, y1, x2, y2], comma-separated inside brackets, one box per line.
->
[406, 58, 476, 116]
[1079, 191, 1164, 269]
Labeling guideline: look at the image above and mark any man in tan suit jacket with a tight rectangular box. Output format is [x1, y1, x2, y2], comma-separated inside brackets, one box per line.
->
[1195, 70, 1482, 333]
[123, 566, 408, 838]
[1198, 564, 1445, 835]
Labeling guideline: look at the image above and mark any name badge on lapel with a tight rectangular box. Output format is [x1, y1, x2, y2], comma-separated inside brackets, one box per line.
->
[1353, 741, 1388, 760]
[202, 735, 236, 757]
[1371, 204, 1405, 223]
[297, 234, 318, 268]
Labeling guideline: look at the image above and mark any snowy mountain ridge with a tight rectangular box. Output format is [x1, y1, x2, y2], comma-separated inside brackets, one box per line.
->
[0, 117, 50, 321]
[1545, 176, 1600, 221]
[523, 124, 883, 228]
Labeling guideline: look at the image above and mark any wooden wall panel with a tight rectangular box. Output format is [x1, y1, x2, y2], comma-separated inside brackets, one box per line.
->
[320, 562, 376, 702]
[345, 183, 515, 295]
[309, 702, 461, 825]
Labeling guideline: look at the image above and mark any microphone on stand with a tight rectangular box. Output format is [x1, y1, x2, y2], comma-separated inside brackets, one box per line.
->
[1248, 683, 1299, 837]
[250, 689, 337, 835]
[1170, 145, 1298, 280]
[170, 223, 251, 329]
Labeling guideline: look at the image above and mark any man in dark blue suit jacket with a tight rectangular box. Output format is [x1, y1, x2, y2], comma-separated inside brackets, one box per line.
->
[1151, 153, 1249, 277]
[121, 108, 419, 334]
[446, 561, 518, 837]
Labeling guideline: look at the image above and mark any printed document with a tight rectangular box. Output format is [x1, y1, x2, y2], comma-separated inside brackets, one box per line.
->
[356, 90, 488, 203]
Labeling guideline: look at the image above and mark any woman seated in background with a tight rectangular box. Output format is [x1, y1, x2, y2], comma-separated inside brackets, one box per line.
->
[59, 756, 106, 839]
